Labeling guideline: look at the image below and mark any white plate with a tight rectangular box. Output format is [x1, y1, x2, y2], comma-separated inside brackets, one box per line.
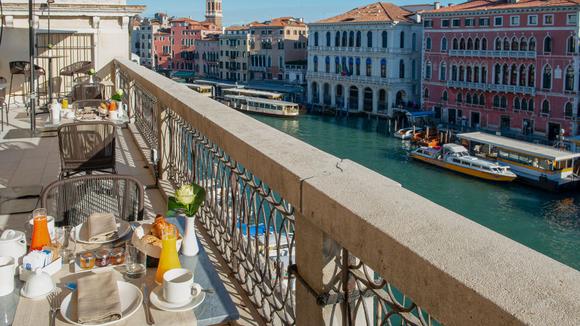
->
[150, 284, 205, 312]
[60, 281, 142, 326]
[73, 219, 132, 244]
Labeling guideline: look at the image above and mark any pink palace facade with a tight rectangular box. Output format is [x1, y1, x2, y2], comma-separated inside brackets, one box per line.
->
[422, 0, 580, 141]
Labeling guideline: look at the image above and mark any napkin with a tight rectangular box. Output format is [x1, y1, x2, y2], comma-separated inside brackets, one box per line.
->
[76, 271, 122, 324]
[87, 213, 118, 242]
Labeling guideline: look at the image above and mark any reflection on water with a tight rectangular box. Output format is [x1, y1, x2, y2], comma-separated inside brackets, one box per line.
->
[252, 114, 580, 271]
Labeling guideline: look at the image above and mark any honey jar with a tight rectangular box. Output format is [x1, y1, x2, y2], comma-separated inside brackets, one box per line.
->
[111, 247, 125, 265]
[79, 252, 95, 270]
[95, 249, 110, 267]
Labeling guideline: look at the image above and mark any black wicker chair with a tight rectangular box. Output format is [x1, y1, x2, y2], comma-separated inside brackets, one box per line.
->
[41, 174, 144, 227]
[57, 121, 117, 179]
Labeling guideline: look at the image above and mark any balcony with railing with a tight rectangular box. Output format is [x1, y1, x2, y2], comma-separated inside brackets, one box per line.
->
[447, 80, 536, 95]
[1, 57, 579, 325]
[448, 49, 537, 59]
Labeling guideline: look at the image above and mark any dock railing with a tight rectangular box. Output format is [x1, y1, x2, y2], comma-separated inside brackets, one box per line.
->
[106, 58, 580, 325]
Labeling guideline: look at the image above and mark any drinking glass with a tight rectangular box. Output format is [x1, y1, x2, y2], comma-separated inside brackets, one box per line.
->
[30, 208, 51, 251]
[59, 226, 76, 264]
[125, 243, 146, 279]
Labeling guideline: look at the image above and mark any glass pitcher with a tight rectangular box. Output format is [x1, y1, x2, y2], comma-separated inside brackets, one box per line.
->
[155, 225, 181, 284]
[30, 208, 51, 251]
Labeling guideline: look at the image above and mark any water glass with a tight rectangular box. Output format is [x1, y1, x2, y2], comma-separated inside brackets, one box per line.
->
[125, 243, 146, 279]
[58, 226, 76, 264]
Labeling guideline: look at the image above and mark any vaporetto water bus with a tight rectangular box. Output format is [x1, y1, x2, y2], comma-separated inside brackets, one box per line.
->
[458, 132, 580, 191]
[410, 143, 517, 182]
[223, 95, 300, 117]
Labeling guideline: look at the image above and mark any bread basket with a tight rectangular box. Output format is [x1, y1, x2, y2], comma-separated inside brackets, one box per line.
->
[131, 224, 183, 259]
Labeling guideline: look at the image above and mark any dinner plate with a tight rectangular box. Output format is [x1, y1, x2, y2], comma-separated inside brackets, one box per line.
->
[72, 219, 132, 244]
[150, 284, 206, 312]
[60, 281, 143, 326]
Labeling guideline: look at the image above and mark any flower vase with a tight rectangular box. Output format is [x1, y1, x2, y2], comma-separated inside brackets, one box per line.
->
[181, 216, 199, 256]
[89, 75, 95, 84]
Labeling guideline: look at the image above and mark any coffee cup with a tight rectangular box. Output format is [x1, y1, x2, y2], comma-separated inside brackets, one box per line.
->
[162, 268, 201, 304]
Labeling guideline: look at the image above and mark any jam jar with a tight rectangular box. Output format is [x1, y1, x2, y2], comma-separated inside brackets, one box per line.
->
[95, 249, 110, 267]
[110, 247, 125, 265]
[79, 252, 95, 270]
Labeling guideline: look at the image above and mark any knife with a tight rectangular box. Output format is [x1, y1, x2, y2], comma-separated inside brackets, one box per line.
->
[142, 284, 155, 325]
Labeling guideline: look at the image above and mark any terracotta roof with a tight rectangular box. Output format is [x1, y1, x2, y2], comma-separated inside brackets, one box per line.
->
[225, 25, 249, 31]
[250, 17, 306, 28]
[316, 2, 413, 24]
[424, 0, 580, 14]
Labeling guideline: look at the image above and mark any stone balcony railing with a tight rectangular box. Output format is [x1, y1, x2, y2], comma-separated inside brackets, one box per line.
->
[308, 45, 415, 55]
[106, 57, 580, 325]
[448, 49, 537, 59]
[447, 80, 537, 96]
[307, 71, 413, 86]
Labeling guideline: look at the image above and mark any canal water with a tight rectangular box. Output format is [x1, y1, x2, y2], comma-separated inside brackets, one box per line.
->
[251, 114, 580, 271]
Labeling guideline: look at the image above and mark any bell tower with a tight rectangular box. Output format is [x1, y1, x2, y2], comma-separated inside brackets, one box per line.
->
[205, 0, 223, 30]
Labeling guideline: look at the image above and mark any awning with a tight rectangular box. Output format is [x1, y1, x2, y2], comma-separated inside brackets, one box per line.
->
[407, 111, 434, 118]
[171, 71, 196, 79]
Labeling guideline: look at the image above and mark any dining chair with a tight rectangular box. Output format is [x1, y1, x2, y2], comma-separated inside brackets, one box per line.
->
[73, 76, 102, 84]
[7, 61, 46, 112]
[41, 174, 144, 227]
[71, 83, 105, 102]
[57, 121, 117, 179]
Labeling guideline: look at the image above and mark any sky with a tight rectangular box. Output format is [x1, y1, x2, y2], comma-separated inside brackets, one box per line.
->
[128, 0, 461, 26]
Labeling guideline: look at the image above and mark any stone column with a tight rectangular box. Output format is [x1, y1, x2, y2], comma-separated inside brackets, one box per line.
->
[358, 87, 364, 112]
[372, 88, 379, 113]
[331, 83, 337, 107]
[307, 81, 313, 104]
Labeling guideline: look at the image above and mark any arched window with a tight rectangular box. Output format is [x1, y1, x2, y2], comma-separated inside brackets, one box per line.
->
[326, 31, 331, 47]
[502, 63, 509, 84]
[313, 56, 318, 72]
[453, 38, 459, 50]
[474, 38, 480, 50]
[511, 37, 519, 51]
[514, 97, 521, 111]
[426, 37, 432, 50]
[399, 59, 406, 78]
[412, 32, 417, 51]
[442, 90, 448, 101]
[367, 31, 373, 48]
[543, 36, 552, 53]
[348, 57, 354, 75]
[541, 99, 550, 115]
[466, 93, 472, 104]
[500, 96, 507, 109]
[481, 66, 487, 83]
[528, 65, 535, 87]
[356, 31, 362, 47]
[519, 65, 527, 86]
[474, 66, 480, 83]
[440, 62, 447, 81]
[380, 58, 387, 78]
[457, 93, 463, 103]
[366, 57, 372, 76]
[529, 99, 535, 112]
[568, 36, 576, 53]
[521, 98, 528, 111]
[481, 38, 487, 50]
[381, 31, 388, 48]
[493, 95, 500, 107]
[565, 65, 575, 91]
[335, 32, 340, 47]
[542, 65, 552, 89]
[423, 88, 430, 99]
[460, 38, 466, 50]
[510, 64, 518, 85]
[459, 65, 465, 81]
[479, 94, 485, 105]
[520, 37, 528, 51]
[412, 59, 416, 79]
[565, 102, 574, 118]
[467, 66, 473, 82]
[400, 31, 405, 48]
[342, 31, 348, 47]
[314, 32, 319, 47]
[473, 93, 479, 105]
[349, 31, 355, 47]
[451, 65, 458, 81]
[441, 37, 448, 51]
[425, 61, 432, 80]
[495, 37, 502, 50]
[355, 57, 361, 75]
[325, 56, 330, 73]
[529, 37, 536, 51]
[503, 37, 510, 51]
[467, 38, 473, 50]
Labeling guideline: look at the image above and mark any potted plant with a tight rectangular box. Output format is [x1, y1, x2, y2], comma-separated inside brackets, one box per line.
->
[167, 184, 206, 256]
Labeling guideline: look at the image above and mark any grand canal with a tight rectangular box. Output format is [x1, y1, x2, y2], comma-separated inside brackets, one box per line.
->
[252, 114, 580, 271]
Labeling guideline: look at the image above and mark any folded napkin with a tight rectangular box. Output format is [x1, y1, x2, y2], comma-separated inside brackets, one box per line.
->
[87, 213, 118, 242]
[76, 271, 122, 324]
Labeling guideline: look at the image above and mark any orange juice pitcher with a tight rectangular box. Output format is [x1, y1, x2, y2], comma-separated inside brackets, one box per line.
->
[155, 225, 181, 284]
[30, 208, 51, 251]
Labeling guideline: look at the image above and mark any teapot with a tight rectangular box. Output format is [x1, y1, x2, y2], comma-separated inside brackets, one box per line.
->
[0, 230, 27, 262]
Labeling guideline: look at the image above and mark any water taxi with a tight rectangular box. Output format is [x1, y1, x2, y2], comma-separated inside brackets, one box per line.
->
[224, 95, 300, 117]
[186, 83, 214, 97]
[458, 132, 580, 191]
[394, 127, 422, 140]
[410, 144, 517, 182]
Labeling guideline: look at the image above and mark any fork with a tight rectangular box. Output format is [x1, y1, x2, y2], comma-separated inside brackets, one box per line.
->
[47, 289, 63, 326]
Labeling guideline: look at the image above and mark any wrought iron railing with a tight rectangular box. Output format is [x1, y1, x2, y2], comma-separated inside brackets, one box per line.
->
[111, 58, 580, 326]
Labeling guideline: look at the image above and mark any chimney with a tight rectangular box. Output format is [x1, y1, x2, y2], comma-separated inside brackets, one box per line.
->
[434, 1, 441, 10]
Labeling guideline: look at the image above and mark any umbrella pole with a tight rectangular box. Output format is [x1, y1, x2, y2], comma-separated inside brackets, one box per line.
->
[29, 0, 36, 134]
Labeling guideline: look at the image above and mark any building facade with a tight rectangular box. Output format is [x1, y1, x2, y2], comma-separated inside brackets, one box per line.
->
[306, 2, 427, 114]
[194, 34, 221, 79]
[248, 17, 308, 81]
[132, 19, 162, 69]
[154, 31, 172, 70]
[219, 26, 251, 82]
[423, 0, 580, 140]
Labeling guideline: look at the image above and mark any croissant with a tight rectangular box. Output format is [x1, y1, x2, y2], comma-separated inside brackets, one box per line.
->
[151, 214, 180, 239]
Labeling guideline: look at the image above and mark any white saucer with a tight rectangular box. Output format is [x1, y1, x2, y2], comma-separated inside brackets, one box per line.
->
[150, 285, 206, 312]
[20, 284, 55, 300]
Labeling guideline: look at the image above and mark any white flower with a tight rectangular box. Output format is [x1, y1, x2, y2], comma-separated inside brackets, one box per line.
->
[115, 89, 124, 97]
[175, 184, 194, 205]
